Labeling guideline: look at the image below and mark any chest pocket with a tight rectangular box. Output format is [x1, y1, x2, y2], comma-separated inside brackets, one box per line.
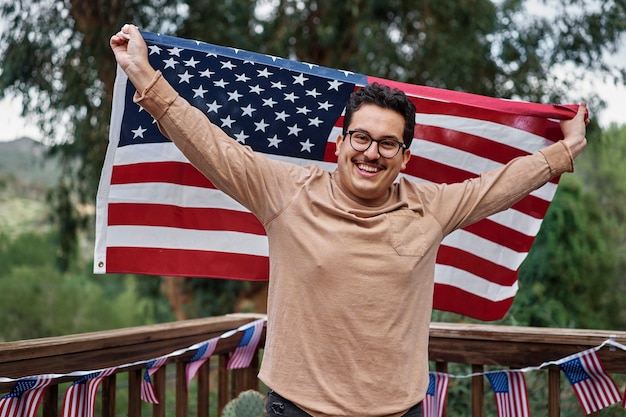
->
[389, 211, 427, 258]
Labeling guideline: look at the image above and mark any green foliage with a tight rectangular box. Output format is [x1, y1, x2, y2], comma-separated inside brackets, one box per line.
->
[0, 231, 160, 341]
[222, 390, 266, 417]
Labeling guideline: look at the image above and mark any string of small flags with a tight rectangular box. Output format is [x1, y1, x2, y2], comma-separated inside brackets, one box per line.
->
[0, 317, 267, 417]
[423, 338, 626, 417]
[0, 322, 624, 417]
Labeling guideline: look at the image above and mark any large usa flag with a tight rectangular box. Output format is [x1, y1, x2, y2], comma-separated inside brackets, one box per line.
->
[95, 31, 579, 320]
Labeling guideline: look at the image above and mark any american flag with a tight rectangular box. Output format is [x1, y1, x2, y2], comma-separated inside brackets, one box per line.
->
[95, 31, 579, 320]
[559, 349, 621, 414]
[486, 370, 530, 417]
[422, 372, 449, 417]
[0, 376, 53, 417]
[226, 319, 264, 369]
[140, 356, 168, 404]
[61, 368, 116, 417]
[185, 337, 218, 387]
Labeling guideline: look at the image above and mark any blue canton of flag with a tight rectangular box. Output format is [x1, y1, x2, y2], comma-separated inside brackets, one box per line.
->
[120, 31, 363, 163]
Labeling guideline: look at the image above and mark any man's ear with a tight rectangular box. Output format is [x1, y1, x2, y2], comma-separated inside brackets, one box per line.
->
[335, 134, 344, 157]
[401, 148, 411, 170]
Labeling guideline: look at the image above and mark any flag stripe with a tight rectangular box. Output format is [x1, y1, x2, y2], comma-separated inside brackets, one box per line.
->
[432, 283, 514, 321]
[108, 203, 265, 234]
[106, 246, 269, 279]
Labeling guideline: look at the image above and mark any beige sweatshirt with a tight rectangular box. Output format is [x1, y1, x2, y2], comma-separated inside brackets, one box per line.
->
[135, 72, 574, 417]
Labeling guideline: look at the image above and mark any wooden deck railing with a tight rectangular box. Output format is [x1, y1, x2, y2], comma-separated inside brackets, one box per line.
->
[1, 316, 625, 416]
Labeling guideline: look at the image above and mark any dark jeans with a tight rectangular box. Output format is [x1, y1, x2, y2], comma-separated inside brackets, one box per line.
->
[266, 390, 423, 417]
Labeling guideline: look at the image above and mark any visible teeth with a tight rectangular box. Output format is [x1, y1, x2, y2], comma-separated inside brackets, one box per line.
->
[358, 164, 379, 173]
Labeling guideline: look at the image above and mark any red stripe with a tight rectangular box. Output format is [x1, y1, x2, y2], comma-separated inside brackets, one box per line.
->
[108, 203, 266, 235]
[463, 218, 534, 253]
[436, 246, 517, 287]
[106, 247, 269, 280]
[414, 124, 529, 164]
[112, 162, 215, 188]
[432, 283, 514, 321]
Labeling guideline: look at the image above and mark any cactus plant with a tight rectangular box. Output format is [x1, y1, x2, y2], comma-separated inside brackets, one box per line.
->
[222, 390, 266, 417]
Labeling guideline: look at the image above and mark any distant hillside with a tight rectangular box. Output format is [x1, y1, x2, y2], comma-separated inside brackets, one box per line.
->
[0, 137, 60, 189]
[0, 137, 60, 236]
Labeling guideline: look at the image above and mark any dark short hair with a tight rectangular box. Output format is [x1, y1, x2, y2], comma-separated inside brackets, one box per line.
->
[343, 83, 416, 148]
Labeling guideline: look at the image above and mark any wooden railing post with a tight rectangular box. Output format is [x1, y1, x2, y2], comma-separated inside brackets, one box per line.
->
[153, 366, 167, 417]
[128, 368, 142, 417]
[42, 384, 58, 417]
[176, 361, 188, 417]
[218, 354, 230, 415]
[197, 360, 211, 417]
[102, 374, 116, 417]
[548, 366, 560, 417]
[471, 364, 484, 417]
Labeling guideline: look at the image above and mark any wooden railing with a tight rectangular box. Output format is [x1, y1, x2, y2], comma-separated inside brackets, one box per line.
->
[1, 316, 625, 416]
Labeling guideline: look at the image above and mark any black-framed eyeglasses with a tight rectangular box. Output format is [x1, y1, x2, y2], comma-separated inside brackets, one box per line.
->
[347, 130, 407, 159]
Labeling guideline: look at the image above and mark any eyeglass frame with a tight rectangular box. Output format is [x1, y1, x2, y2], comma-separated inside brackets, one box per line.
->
[346, 129, 408, 159]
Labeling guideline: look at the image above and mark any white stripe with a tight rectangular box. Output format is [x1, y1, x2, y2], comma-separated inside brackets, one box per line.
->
[434, 264, 518, 302]
[413, 113, 553, 153]
[443, 229, 528, 270]
[108, 182, 249, 211]
[106, 226, 269, 256]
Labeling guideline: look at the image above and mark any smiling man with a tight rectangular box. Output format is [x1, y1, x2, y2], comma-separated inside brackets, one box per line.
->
[111, 24, 588, 417]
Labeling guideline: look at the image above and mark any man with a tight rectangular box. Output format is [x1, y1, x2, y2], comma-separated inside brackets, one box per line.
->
[111, 24, 588, 417]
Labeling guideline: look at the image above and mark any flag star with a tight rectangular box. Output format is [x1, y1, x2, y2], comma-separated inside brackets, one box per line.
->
[328, 80, 343, 91]
[220, 115, 236, 128]
[308, 117, 323, 127]
[241, 104, 256, 116]
[163, 58, 178, 69]
[214, 79, 229, 88]
[271, 81, 286, 89]
[183, 56, 200, 67]
[258, 68, 273, 78]
[300, 139, 314, 152]
[221, 60, 236, 70]
[199, 68, 215, 78]
[255, 119, 270, 132]
[262, 97, 278, 108]
[206, 100, 222, 113]
[249, 84, 265, 95]
[305, 88, 321, 98]
[296, 106, 311, 115]
[168, 47, 184, 56]
[234, 131, 249, 144]
[227, 90, 243, 102]
[275, 111, 289, 121]
[131, 126, 147, 139]
[148, 45, 162, 55]
[284, 92, 299, 102]
[318, 101, 333, 110]
[192, 85, 208, 98]
[340, 70, 354, 77]
[268, 134, 282, 148]
[206, 52, 217, 58]
[235, 73, 251, 82]
[287, 124, 302, 136]
[293, 73, 308, 85]
[178, 70, 194, 83]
